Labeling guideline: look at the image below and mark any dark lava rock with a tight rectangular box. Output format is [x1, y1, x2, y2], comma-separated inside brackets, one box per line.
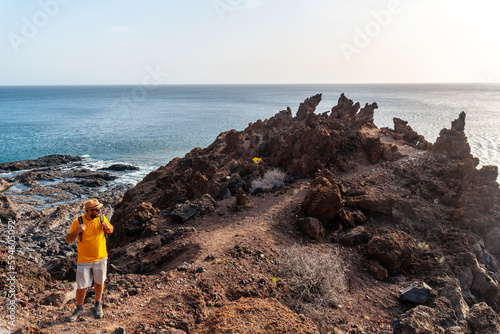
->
[400, 282, 436, 305]
[367, 231, 417, 274]
[297, 217, 324, 240]
[100, 164, 140, 171]
[76, 178, 108, 188]
[43, 257, 77, 281]
[0, 154, 82, 172]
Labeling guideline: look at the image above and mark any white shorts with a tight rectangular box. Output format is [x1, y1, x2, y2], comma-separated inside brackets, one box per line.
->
[76, 257, 108, 289]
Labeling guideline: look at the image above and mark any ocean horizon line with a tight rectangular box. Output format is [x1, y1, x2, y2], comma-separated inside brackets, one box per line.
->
[1, 82, 499, 88]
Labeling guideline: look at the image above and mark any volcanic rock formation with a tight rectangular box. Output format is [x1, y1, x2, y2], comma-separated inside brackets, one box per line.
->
[107, 93, 500, 333]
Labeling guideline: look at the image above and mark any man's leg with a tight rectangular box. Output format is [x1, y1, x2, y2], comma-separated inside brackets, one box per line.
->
[92, 258, 107, 301]
[94, 283, 103, 302]
[68, 263, 91, 322]
[76, 288, 87, 305]
[92, 258, 107, 318]
[94, 283, 104, 318]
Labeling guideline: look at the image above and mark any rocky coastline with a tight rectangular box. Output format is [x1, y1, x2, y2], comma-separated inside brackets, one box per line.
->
[2, 93, 500, 333]
[0, 155, 138, 266]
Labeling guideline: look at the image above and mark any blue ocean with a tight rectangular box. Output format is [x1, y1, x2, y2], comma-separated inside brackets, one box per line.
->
[1, 84, 499, 183]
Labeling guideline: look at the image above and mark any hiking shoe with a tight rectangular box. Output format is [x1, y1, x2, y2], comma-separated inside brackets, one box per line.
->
[94, 303, 103, 319]
[67, 307, 84, 322]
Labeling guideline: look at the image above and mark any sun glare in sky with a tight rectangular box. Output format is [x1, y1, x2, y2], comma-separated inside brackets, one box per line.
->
[1, 0, 499, 85]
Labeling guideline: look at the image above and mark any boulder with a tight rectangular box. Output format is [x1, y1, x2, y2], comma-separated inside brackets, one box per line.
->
[361, 135, 391, 164]
[76, 178, 107, 188]
[114, 202, 160, 241]
[432, 277, 470, 322]
[335, 208, 366, 229]
[192, 194, 217, 215]
[62, 169, 118, 181]
[400, 282, 436, 305]
[367, 231, 416, 274]
[186, 171, 221, 200]
[303, 170, 344, 222]
[393, 305, 444, 334]
[42, 283, 77, 306]
[338, 226, 371, 246]
[368, 259, 388, 281]
[169, 202, 198, 223]
[467, 302, 500, 334]
[344, 191, 395, 217]
[228, 173, 246, 195]
[455, 251, 500, 311]
[43, 257, 77, 281]
[394, 297, 460, 334]
[297, 217, 324, 240]
[234, 188, 250, 210]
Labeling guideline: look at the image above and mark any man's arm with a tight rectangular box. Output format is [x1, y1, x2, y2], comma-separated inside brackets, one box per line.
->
[102, 221, 114, 234]
[66, 223, 85, 244]
[102, 215, 114, 234]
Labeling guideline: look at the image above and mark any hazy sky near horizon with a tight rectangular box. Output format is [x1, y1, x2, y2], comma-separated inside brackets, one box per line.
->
[1, 0, 499, 85]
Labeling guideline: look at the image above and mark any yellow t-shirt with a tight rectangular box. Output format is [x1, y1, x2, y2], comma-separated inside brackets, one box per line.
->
[68, 214, 111, 263]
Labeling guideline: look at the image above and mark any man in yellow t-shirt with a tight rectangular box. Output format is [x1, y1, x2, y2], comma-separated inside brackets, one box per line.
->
[66, 198, 114, 321]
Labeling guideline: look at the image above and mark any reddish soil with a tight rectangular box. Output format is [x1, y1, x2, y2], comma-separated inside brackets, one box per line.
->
[9, 180, 409, 334]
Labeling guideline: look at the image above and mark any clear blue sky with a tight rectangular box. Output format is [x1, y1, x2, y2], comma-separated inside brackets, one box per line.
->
[1, 0, 499, 85]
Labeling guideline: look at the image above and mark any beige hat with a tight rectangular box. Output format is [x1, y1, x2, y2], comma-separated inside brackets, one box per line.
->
[84, 198, 103, 211]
